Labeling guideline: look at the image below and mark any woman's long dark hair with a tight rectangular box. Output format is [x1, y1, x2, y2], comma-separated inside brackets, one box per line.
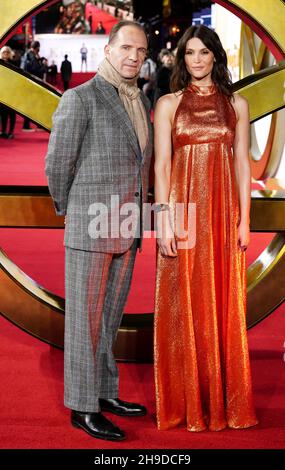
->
[170, 25, 233, 96]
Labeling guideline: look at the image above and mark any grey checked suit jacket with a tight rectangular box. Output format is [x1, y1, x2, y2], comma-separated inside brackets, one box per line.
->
[45, 75, 153, 253]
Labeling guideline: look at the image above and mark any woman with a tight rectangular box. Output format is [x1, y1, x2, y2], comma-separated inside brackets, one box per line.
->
[0, 46, 16, 139]
[154, 25, 258, 431]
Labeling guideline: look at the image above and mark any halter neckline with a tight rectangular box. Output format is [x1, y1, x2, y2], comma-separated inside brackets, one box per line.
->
[188, 82, 216, 95]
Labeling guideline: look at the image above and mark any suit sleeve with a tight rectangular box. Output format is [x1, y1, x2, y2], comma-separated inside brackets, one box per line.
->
[45, 89, 88, 215]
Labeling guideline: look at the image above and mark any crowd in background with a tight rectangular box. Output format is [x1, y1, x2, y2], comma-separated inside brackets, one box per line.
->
[0, 39, 176, 140]
[54, 1, 107, 35]
[138, 48, 175, 108]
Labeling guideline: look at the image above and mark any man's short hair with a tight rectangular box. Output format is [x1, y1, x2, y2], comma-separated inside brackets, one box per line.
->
[108, 20, 147, 45]
[31, 40, 40, 50]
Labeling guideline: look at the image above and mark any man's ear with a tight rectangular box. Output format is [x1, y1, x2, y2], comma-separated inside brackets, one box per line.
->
[104, 44, 110, 57]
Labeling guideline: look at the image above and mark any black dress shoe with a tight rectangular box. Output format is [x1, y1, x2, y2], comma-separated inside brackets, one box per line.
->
[71, 410, 125, 441]
[99, 398, 147, 417]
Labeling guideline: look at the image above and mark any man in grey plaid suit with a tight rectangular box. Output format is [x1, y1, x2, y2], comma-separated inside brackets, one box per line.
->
[45, 21, 153, 441]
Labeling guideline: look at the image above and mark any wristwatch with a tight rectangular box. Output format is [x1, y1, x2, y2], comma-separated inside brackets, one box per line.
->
[153, 203, 170, 213]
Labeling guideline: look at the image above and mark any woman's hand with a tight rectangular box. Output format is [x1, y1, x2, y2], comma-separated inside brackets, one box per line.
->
[237, 220, 250, 251]
[156, 210, 177, 257]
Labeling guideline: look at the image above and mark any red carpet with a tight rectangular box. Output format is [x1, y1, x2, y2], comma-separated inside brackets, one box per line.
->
[0, 304, 284, 449]
[55, 72, 95, 93]
[85, 4, 118, 34]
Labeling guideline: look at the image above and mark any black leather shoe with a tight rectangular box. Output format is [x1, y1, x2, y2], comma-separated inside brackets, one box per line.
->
[71, 410, 126, 441]
[99, 398, 147, 417]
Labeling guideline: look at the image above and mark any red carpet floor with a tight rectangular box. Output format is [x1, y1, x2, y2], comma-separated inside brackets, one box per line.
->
[0, 84, 285, 448]
[85, 4, 118, 34]
[0, 304, 284, 449]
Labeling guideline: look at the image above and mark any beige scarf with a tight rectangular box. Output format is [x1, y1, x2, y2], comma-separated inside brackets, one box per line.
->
[97, 58, 149, 153]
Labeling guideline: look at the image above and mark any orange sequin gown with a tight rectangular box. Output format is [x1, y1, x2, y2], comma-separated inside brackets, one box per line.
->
[154, 83, 258, 431]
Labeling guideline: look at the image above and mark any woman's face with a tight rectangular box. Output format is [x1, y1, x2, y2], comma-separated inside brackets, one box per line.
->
[184, 37, 215, 81]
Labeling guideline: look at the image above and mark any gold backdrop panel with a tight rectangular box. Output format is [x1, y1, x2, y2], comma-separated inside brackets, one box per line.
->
[238, 16, 285, 182]
[0, 0, 58, 46]
[0, 191, 64, 228]
[250, 192, 285, 232]
[0, 63, 59, 130]
[247, 233, 285, 327]
[236, 63, 285, 122]
[0, 248, 65, 348]
[216, 0, 285, 55]
[250, 111, 285, 181]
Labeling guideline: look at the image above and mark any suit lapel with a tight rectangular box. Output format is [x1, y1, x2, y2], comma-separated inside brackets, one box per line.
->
[94, 75, 141, 159]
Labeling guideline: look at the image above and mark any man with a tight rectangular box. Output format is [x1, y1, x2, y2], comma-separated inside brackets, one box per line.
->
[21, 40, 45, 130]
[60, 54, 72, 91]
[21, 40, 45, 78]
[80, 43, 88, 72]
[45, 21, 152, 441]
[48, 60, 58, 85]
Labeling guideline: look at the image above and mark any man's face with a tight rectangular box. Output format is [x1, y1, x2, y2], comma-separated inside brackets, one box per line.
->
[104, 26, 147, 79]
[32, 45, 40, 55]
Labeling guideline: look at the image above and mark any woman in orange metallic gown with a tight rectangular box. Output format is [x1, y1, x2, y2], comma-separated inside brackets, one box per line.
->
[154, 25, 258, 431]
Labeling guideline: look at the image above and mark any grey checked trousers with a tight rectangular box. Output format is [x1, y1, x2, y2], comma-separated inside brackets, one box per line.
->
[64, 242, 137, 412]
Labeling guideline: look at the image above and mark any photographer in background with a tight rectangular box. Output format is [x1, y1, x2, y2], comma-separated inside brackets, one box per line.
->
[0, 46, 16, 139]
[21, 41, 45, 78]
[21, 41, 46, 131]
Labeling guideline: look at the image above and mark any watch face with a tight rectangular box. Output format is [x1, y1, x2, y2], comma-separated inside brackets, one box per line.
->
[154, 204, 169, 213]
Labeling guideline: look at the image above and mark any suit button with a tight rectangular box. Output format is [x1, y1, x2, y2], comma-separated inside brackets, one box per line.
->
[135, 192, 140, 197]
